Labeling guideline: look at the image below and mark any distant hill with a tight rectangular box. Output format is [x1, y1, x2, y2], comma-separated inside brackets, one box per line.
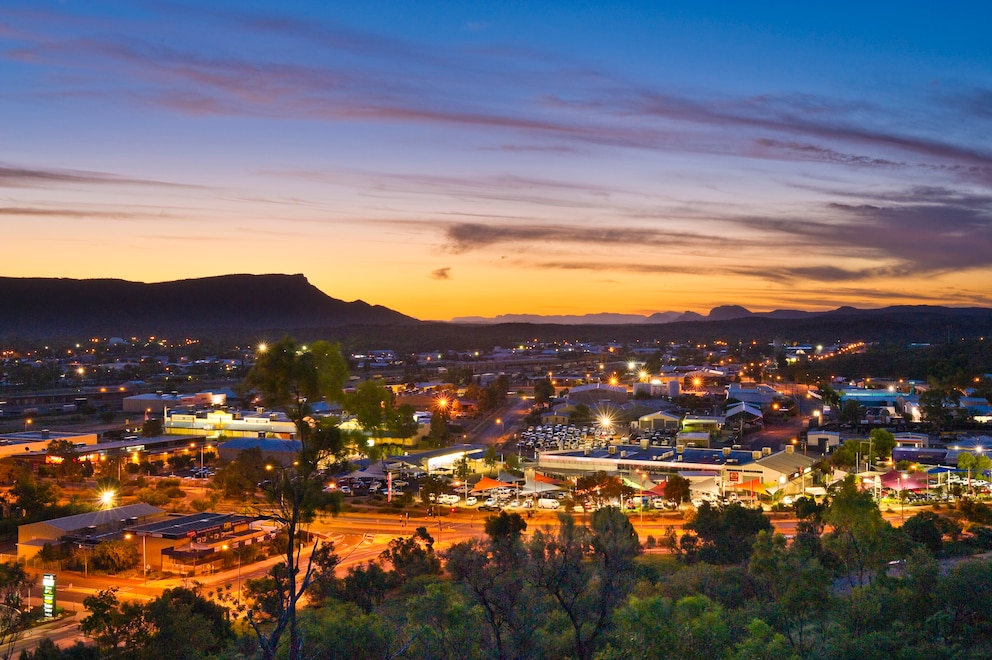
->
[0, 274, 418, 338]
[454, 305, 793, 325]
[451, 312, 654, 325]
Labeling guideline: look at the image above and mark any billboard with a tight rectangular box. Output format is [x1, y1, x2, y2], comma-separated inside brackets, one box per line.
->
[42, 573, 56, 619]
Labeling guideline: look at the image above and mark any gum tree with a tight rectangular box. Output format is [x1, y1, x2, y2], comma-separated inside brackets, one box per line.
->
[243, 336, 349, 660]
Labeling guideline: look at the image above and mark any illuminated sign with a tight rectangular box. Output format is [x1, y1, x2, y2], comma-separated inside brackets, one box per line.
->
[727, 471, 740, 483]
[42, 573, 56, 619]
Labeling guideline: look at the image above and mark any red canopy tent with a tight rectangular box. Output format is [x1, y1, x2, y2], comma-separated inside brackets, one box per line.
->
[728, 478, 769, 495]
[646, 482, 669, 497]
[471, 476, 517, 493]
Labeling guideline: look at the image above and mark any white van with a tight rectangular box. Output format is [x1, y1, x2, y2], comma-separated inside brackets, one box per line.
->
[537, 498, 560, 510]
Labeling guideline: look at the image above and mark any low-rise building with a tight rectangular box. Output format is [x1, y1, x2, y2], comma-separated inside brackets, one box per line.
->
[18, 503, 165, 562]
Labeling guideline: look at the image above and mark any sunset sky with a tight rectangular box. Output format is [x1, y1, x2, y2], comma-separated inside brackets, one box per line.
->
[3, 2, 991, 321]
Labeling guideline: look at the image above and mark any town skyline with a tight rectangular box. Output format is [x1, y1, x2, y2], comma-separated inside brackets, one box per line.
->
[3, 2, 991, 321]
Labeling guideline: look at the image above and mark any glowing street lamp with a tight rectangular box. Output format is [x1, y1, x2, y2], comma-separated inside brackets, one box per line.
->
[99, 489, 116, 509]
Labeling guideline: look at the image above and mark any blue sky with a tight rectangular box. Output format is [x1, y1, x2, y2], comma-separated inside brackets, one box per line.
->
[2, 1, 991, 320]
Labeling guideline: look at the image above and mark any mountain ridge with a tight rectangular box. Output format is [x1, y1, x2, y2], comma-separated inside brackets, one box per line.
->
[0, 274, 418, 338]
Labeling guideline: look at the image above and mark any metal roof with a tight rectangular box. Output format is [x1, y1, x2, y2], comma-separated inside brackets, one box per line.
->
[39, 503, 164, 532]
[126, 512, 252, 539]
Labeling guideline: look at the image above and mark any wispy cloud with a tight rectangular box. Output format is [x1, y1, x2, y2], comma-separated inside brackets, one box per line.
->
[0, 165, 200, 189]
[431, 267, 451, 280]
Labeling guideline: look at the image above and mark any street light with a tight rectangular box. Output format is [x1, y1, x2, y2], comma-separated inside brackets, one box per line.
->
[638, 472, 647, 526]
[126, 533, 148, 584]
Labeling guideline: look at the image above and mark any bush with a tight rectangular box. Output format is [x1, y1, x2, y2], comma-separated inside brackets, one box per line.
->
[136, 488, 170, 506]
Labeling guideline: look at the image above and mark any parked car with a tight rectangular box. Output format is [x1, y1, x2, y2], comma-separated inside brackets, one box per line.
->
[464, 496, 478, 506]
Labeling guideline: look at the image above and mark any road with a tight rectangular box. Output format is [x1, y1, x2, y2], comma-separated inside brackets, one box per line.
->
[471, 396, 532, 448]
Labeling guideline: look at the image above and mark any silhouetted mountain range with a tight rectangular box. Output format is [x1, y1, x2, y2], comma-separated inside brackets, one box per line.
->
[0, 274, 417, 338]
[452, 304, 991, 325]
[3, 274, 991, 349]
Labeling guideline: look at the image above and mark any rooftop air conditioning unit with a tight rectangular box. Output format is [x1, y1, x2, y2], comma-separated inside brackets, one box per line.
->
[722, 446, 731, 456]
[620, 450, 627, 458]
[676, 444, 685, 453]
[608, 445, 617, 455]
[762, 446, 772, 456]
[785, 445, 795, 454]
[752, 451, 763, 460]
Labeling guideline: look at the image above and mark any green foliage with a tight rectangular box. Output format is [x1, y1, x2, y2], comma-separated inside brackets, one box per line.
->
[141, 418, 163, 438]
[0, 561, 32, 653]
[823, 475, 904, 587]
[664, 474, 691, 504]
[533, 378, 555, 405]
[348, 379, 393, 438]
[245, 336, 349, 418]
[92, 539, 140, 573]
[868, 428, 896, 460]
[838, 399, 862, 426]
[337, 561, 389, 613]
[11, 468, 61, 518]
[379, 527, 441, 585]
[681, 502, 773, 565]
[293, 601, 395, 660]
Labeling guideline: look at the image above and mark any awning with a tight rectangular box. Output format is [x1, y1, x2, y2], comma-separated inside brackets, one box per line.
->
[728, 478, 770, 495]
[646, 482, 669, 497]
[471, 476, 518, 493]
[522, 480, 562, 493]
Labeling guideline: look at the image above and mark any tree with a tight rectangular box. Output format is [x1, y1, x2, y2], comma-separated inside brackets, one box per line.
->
[141, 586, 235, 659]
[839, 399, 862, 427]
[664, 475, 692, 505]
[957, 452, 977, 491]
[80, 588, 149, 654]
[483, 445, 498, 476]
[215, 446, 268, 500]
[957, 452, 991, 493]
[379, 527, 441, 585]
[681, 502, 773, 565]
[348, 379, 392, 442]
[141, 418, 163, 438]
[447, 513, 535, 660]
[747, 531, 831, 654]
[0, 562, 32, 660]
[902, 511, 946, 555]
[823, 475, 902, 587]
[10, 469, 60, 519]
[868, 428, 896, 461]
[337, 562, 389, 614]
[242, 337, 349, 660]
[46, 439, 81, 483]
[92, 540, 139, 573]
[919, 386, 961, 430]
[533, 378, 555, 405]
[526, 510, 636, 660]
[388, 403, 420, 440]
[404, 581, 485, 660]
